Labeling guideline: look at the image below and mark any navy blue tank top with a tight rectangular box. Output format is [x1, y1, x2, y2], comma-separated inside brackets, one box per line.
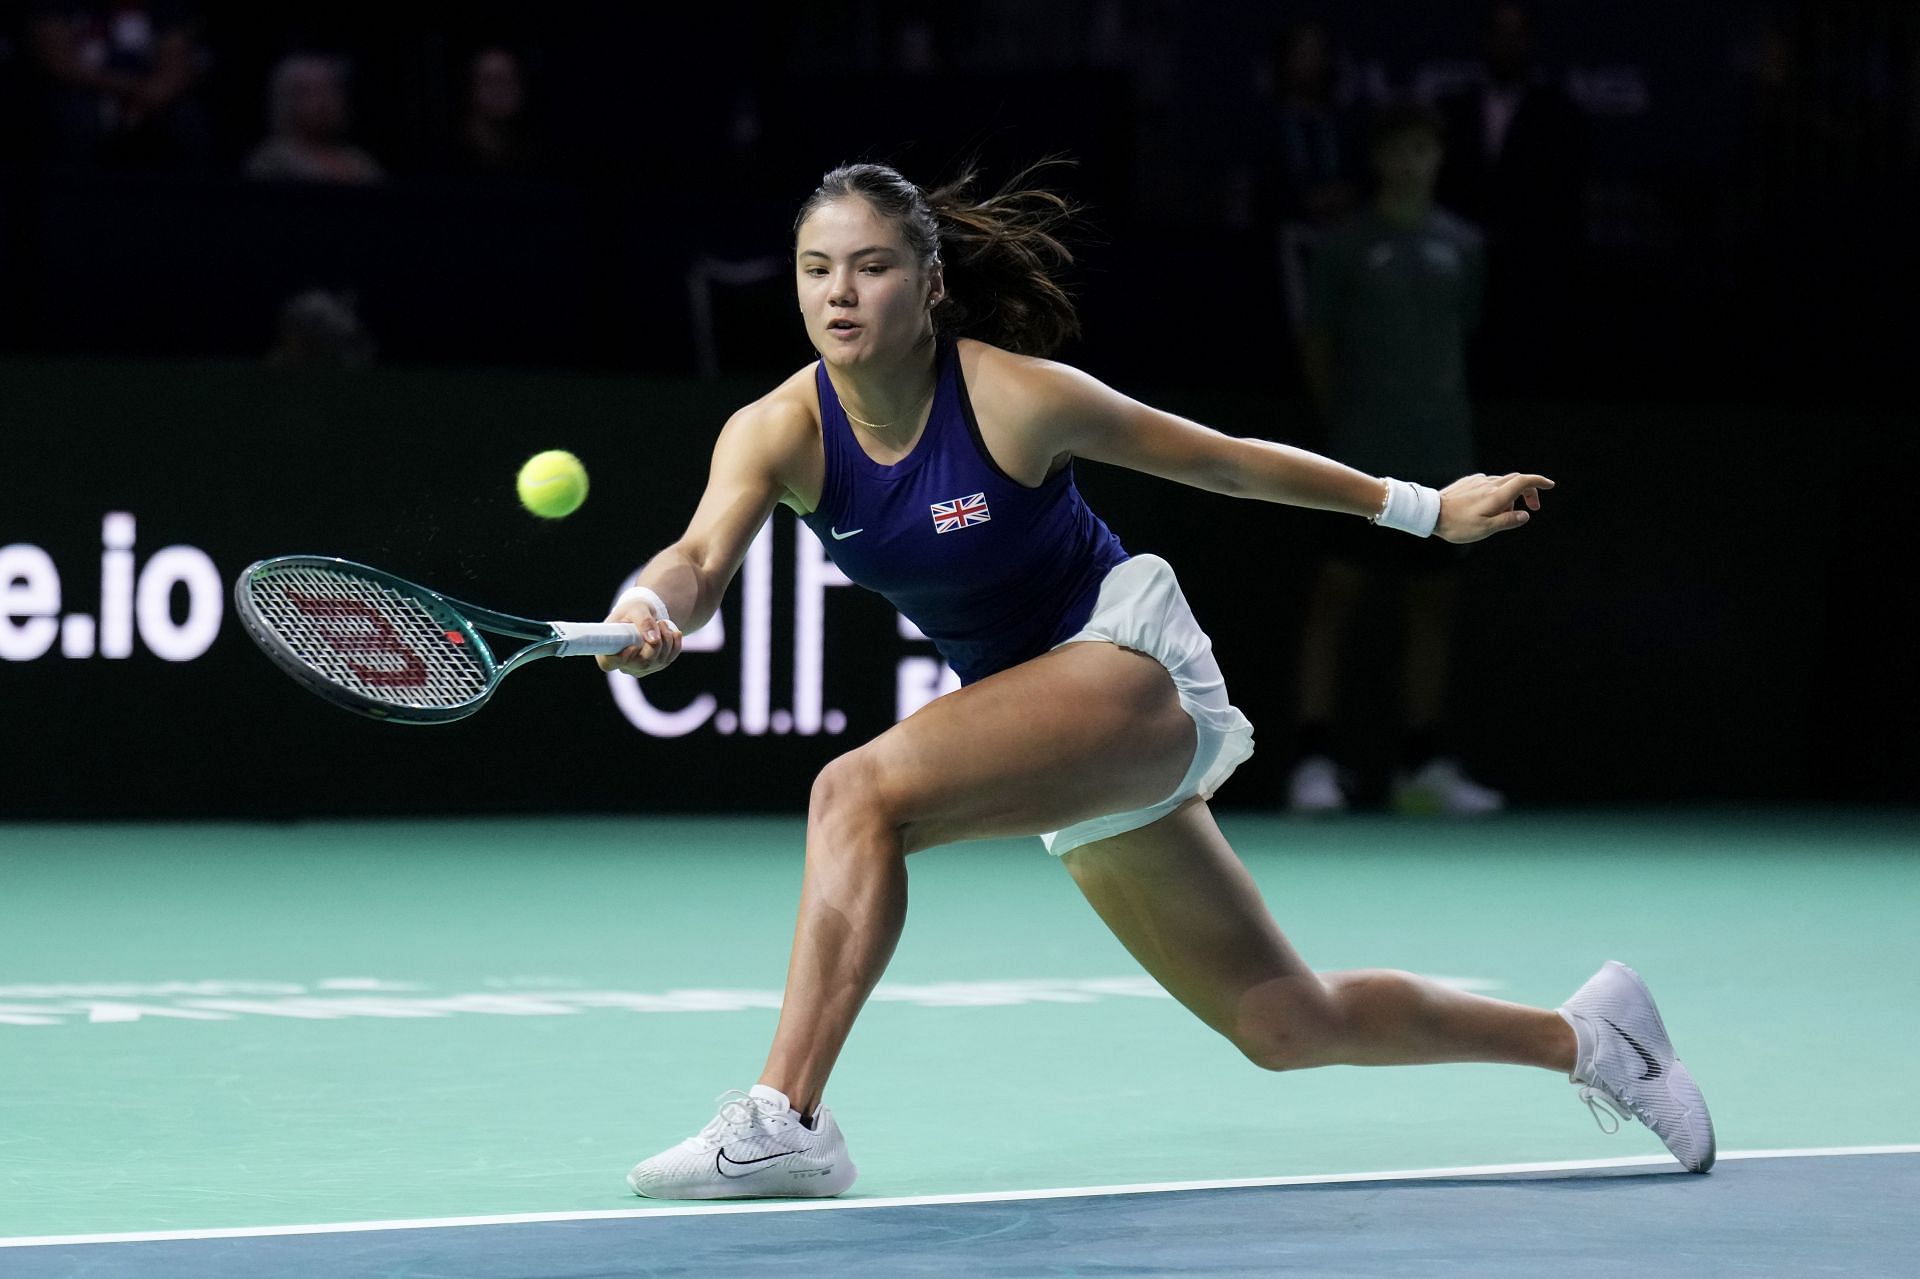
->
[800, 342, 1129, 684]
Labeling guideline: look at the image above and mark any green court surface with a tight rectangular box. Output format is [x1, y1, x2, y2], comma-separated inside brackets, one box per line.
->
[2, 810, 1916, 1243]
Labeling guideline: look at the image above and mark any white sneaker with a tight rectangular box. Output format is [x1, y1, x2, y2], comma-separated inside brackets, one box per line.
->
[1287, 755, 1349, 814]
[1391, 757, 1505, 816]
[1559, 961, 1716, 1173]
[627, 1085, 857, 1199]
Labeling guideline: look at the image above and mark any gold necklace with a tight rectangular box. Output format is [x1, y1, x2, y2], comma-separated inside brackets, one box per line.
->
[843, 386, 933, 433]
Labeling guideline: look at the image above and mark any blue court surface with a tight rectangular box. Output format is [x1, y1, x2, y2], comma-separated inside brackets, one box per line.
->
[4, 1149, 1915, 1277]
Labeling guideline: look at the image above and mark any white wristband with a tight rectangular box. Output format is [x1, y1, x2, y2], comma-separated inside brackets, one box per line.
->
[1370, 478, 1441, 538]
[620, 585, 673, 626]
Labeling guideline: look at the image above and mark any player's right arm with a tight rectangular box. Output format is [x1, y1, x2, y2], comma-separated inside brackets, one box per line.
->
[598, 394, 816, 678]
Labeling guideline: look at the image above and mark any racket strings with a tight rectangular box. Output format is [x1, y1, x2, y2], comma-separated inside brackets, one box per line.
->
[246, 565, 489, 709]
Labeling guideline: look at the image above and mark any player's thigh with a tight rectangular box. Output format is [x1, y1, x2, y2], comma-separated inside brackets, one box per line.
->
[1061, 800, 1331, 1044]
[850, 640, 1196, 853]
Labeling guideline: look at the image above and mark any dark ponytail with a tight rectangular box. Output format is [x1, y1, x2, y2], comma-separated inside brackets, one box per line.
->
[794, 159, 1083, 358]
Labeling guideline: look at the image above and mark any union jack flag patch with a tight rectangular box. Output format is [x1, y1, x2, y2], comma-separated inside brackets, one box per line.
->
[930, 492, 991, 533]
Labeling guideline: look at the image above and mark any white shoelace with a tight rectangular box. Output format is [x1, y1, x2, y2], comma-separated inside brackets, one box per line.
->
[1579, 1085, 1630, 1135]
[695, 1090, 785, 1145]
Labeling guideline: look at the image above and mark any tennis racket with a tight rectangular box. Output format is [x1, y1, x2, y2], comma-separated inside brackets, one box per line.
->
[233, 555, 642, 724]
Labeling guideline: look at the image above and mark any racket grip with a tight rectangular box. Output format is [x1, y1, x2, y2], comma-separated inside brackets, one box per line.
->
[551, 621, 647, 657]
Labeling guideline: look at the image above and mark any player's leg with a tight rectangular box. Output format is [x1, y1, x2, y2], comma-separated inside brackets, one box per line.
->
[1062, 798, 1573, 1071]
[1296, 559, 1364, 726]
[1288, 559, 1365, 812]
[628, 640, 1198, 1199]
[1392, 566, 1504, 814]
[760, 639, 1199, 1114]
[1063, 801, 1715, 1171]
[1402, 566, 1458, 737]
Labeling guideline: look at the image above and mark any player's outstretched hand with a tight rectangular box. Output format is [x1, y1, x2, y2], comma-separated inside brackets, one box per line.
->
[1435, 472, 1554, 544]
[596, 588, 684, 678]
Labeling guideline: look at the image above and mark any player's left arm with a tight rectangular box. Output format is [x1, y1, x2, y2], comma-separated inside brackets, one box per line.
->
[1013, 357, 1550, 544]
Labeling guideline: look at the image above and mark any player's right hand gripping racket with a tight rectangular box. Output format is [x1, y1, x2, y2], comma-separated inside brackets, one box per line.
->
[234, 556, 642, 724]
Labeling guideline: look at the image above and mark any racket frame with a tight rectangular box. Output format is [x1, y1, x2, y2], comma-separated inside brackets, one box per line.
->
[233, 556, 636, 724]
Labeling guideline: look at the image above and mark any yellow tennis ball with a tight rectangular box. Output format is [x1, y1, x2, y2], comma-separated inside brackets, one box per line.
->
[516, 449, 588, 519]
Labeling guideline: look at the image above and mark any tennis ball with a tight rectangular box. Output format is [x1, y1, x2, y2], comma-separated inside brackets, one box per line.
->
[517, 449, 588, 519]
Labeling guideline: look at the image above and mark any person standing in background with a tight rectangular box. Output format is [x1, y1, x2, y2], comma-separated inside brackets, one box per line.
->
[1287, 102, 1504, 817]
[444, 46, 539, 177]
[245, 52, 383, 185]
[1435, 0, 1587, 395]
[27, 0, 211, 173]
[1258, 18, 1360, 229]
[1253, 18, 1363, 340]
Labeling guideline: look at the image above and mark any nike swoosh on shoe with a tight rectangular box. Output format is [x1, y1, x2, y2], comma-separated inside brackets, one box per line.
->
[715, 1148, 804, 1178]
[1602, 1017, 1663, 1080]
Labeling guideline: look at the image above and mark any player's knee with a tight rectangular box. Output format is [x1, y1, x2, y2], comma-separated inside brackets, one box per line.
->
[1228, 979, 1344, 1072]
[1235, 1029, 1326, 1073]
[808, 750, 898, 842]
[808, 751, 872, 818]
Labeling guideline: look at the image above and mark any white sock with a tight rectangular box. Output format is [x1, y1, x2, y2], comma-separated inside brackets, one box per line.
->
[1558, 1008, 1596, 1083]
[748, 1083, 794, 1115]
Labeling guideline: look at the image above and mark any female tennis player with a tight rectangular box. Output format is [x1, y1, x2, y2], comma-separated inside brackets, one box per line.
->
[601, 163, 1714, 1196]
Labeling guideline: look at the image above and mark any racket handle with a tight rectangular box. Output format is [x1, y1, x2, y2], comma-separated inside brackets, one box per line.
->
[551, 621, 647, 657]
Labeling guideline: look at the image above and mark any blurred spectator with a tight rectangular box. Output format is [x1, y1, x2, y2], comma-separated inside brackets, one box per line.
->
[268, 288, 373, 368]
[441, 45, 538, 176]
[1434, 1, 1586, 394]
[1254, 19, 1363, 333]
[1259, 19, 1360, 227]
[1286, 102, 1503, 818]
[27, 0, 211, 174]
[245, 53, 383, 184]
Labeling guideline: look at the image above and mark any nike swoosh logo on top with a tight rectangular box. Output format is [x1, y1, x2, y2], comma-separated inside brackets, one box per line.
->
[715, 1147, 803, 1178]
[830, 527, 864, 540]
[1603, 1017, 1663, 1080]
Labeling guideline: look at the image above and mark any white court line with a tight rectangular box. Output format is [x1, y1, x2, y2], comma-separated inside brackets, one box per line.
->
[3, 1144, 1916, 1250]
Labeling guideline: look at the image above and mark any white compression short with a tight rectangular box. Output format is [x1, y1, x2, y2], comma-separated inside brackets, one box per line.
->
[1039, 555, 1256, 856]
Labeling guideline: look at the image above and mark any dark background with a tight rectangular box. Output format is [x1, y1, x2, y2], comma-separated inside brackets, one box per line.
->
[2, 0, 1915, 818]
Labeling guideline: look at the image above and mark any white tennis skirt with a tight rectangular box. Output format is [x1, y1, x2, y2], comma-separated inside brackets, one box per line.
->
[1040, 554, 1256, 856]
